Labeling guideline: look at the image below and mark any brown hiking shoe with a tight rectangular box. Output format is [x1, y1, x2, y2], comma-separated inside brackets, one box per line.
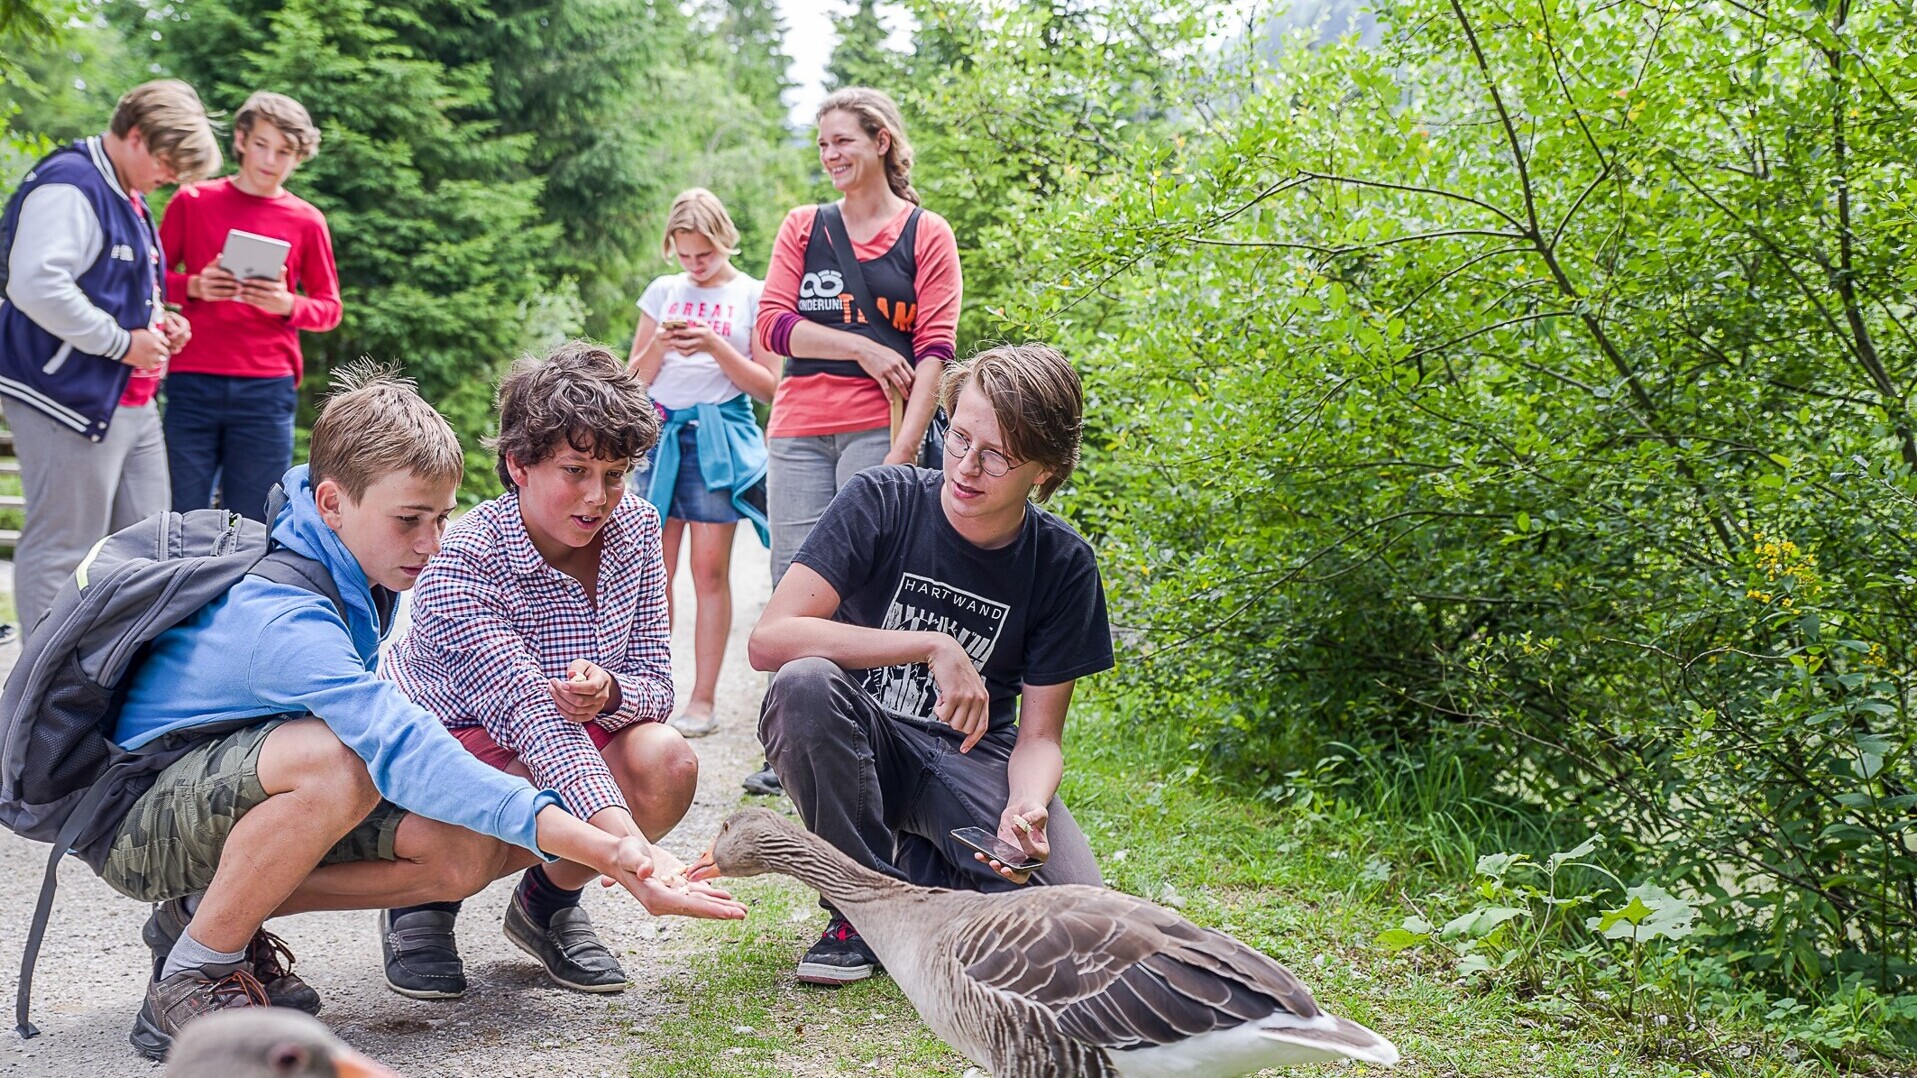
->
[129, 963, 269, 1061]
[142, 900, 321, 1015]
[247, 928, 322, 1015]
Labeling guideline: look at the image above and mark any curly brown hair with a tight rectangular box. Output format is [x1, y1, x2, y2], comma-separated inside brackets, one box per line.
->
[489, 339, 660, 490]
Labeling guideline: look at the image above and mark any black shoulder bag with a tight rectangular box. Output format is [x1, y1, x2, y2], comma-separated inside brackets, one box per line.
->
[816, 203, 949, 469]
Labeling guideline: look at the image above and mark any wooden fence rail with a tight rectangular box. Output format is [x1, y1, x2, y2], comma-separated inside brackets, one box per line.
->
[1, 425, 20, 550]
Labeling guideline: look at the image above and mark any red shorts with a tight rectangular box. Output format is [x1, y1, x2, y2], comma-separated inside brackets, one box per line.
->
[451, 722, 615, 773]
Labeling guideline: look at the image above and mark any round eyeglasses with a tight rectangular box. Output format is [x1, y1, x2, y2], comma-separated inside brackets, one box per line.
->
[944, 428, 1015, 477]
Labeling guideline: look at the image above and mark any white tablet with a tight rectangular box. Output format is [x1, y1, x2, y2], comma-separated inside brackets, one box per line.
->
[219, 228, 292, 281]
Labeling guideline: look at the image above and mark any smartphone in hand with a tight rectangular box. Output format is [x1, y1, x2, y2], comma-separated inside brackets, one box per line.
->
[951, 826, 1043, 872]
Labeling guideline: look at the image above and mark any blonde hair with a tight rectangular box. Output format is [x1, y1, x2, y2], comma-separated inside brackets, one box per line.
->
[816, 87, 918, 206]
[309, 362, 464, 501]
[660, 187, 741, 259]
[235, 91, 320, 162]
[940, 344, 1084, 502]
[109, 80, 221, 183]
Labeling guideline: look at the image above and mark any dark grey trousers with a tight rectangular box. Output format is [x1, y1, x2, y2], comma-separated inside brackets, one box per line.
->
[759, 657, 1102, 897]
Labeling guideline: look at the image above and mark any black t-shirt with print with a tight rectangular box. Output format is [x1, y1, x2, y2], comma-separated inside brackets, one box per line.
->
[791, 466, 1114, 729]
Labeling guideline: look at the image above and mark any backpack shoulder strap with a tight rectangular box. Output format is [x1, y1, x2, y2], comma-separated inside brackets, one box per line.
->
[248, 483, 352, 624]
[15, 776, 121, 1037]
[250, 548, 348, 623]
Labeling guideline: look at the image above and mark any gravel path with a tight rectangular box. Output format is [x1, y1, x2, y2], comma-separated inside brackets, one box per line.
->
[0, 530, 774, 1076]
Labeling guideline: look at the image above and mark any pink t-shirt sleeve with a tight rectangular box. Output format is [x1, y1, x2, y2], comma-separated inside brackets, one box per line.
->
[755, 206, 816, 357]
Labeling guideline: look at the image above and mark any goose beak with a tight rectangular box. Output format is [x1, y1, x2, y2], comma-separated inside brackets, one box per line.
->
[333, 1045, 404, 1078]
[687, 848, 721, 882]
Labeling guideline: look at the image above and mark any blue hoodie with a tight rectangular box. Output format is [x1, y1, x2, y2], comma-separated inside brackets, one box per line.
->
[113, 465, 559, 856]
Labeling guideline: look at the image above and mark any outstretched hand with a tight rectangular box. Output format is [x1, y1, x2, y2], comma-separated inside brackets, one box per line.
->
[593, 835, 656, 898]
[603, 843, 746, 919]
[634, 876, 747, 919]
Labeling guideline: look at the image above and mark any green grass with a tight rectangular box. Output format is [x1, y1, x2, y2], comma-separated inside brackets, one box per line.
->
[629, 875, 969, 1077]
[626, 695, 1906, 1077]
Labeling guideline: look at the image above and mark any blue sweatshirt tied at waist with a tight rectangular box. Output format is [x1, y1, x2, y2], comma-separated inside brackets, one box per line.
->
[112, 464, 560, 856]
[645, 393, 769, 546]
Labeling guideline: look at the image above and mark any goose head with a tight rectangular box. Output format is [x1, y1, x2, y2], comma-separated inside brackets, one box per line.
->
[689, 807, 805, 881]
[167, 1008, 401, 1077]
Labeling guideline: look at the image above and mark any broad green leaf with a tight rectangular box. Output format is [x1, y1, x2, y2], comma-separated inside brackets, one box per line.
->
[1441, 906, 1529, 941]
[1375, 928, 1428, 953]
[1547, 836, 1601, 873]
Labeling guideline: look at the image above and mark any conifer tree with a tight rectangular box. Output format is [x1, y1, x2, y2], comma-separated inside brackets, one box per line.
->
[717, 0, 794, 120]
[128, 0, 556, 493]
[825, 0, 902, 90]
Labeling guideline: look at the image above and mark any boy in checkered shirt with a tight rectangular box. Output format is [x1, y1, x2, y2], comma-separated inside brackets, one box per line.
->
[380, 340, 705, 997]
[101, 365, 740, 1061]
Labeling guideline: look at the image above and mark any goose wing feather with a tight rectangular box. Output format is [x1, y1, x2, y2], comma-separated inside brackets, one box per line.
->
[954, 888, 1322, 1051]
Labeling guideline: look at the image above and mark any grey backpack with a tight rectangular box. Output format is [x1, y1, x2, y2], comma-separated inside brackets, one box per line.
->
[0, 496, 345, 1037]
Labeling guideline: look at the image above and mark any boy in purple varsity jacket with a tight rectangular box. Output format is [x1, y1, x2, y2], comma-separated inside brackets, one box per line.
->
[0, 80, 219, 643]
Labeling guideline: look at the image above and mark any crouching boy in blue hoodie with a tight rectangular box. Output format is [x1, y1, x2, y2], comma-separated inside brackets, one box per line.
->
[102, 366, 746, 1060]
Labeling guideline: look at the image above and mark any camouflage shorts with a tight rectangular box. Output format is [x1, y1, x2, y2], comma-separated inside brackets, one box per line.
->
[100, 718, 407, 903]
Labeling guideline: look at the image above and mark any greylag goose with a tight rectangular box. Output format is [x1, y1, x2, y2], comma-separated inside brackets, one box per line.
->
[167, 1008, 402, 1077]
[690, 808, 1400, 1078]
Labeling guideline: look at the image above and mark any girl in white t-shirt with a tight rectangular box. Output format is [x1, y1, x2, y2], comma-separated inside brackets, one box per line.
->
[629, 189, 776, 737]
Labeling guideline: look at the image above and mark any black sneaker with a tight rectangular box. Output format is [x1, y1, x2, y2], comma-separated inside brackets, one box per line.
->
[141, 899, 321, 1015]
[741, 761, 783, 796]
[502, 897, 629, 992]
[380, 908, 467, 999]
[796, 917, 882, 986]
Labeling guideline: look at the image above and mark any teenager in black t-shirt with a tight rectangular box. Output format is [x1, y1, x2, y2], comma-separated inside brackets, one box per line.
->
[748, 343, 1114, 986]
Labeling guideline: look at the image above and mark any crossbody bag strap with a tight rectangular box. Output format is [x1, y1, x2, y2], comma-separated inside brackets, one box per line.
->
[817, 203, 916, 364]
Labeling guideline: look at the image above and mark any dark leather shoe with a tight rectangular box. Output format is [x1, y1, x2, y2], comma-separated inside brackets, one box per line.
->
[380, 908, 467, 999]
[502, 898, 628, 993]
[244, 928, 322, 1015]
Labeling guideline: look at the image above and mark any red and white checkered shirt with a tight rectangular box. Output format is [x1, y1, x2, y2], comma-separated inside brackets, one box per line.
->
[384, 489, 674, 820]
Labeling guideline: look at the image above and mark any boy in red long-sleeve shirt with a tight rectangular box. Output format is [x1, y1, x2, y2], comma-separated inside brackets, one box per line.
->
[158, 91, 341, 522]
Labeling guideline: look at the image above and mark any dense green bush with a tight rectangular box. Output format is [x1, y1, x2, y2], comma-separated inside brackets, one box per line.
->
[905, 0, 1917, 1002]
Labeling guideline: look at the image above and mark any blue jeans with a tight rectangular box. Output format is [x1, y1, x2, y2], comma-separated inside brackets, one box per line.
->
[637, 422, 747, 524]
[162, 372, 299, 522]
